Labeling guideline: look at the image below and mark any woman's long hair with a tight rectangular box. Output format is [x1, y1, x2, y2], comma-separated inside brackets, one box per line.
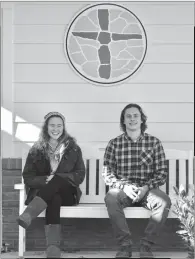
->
[31, 115, 76, 156]
[120, 103, 148, 134]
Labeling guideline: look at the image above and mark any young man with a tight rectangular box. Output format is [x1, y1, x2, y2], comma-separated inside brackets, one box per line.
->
[102, 103, 171, 258]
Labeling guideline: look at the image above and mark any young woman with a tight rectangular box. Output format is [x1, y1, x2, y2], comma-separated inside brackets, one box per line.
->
[17, 111, 85, 258]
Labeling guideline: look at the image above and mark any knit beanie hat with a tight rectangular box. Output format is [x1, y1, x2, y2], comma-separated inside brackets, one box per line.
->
[44, 112, 65, 123]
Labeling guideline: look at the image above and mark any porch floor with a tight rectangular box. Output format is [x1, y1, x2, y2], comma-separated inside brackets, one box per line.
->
[1, 251, 188, 258]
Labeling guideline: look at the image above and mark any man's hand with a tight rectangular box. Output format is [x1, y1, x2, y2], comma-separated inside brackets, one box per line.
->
[132, 185, 149, 203]
[123, 184, 139, 200]
[46, 175, 54, 184]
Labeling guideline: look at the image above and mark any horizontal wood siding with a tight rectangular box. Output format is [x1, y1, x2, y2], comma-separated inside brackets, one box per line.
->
[14, 64, 194, 83]
[14, 83, 194, 103]
[14, 103, 193, 123]
[9, 2, 195, 156]
[13, 3, 194, 25]
[14, 122, 193, 142]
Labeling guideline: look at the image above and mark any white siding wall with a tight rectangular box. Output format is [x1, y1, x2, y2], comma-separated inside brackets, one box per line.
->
[1, 1, 194, 157]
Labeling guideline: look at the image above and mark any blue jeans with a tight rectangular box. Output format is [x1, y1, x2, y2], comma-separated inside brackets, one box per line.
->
[104, 188, 171, 247]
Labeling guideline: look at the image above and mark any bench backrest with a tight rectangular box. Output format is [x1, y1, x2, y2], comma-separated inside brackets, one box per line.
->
[22, 148, 194, 204]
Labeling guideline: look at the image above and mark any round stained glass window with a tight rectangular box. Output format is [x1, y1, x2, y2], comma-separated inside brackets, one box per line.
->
[65, 3, 147, 85]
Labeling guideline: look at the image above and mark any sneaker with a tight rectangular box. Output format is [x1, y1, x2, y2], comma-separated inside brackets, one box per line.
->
[139, 244, 154, 258]
[115, 245, 132, 258]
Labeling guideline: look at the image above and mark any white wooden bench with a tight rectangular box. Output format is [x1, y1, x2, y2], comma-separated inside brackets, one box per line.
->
[14, 149, 194, 257]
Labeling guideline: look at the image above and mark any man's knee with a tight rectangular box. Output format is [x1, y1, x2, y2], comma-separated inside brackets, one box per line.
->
[163, 195, 172, 209]
[150, 189, 172, 209]
[156, 194, 172, 210]
[104, 188, 121, 205]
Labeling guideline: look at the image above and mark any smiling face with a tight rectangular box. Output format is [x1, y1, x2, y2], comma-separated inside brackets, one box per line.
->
[47, 116, 64, 141]
[123, 107, 143, 133]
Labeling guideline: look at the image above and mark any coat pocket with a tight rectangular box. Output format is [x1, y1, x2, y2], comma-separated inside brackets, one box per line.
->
[58, 149, 78, 173]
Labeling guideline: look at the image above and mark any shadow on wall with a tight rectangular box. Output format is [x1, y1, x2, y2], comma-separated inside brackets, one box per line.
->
[1, 107, 40, 141]
[1, 107, 103, 158]
[1, 107, 38, 157]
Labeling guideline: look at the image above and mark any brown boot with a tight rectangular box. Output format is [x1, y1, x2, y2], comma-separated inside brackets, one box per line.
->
[45, 224, 61, 258]
[17, 196, 47, 229]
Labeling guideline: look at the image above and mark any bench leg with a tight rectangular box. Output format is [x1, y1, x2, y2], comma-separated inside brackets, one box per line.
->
[24, 226, 26, 253]
[19, 226, 25, 257]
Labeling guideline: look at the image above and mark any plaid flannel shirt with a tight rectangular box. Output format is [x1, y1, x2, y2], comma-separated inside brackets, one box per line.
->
[102, 133, 167, 190]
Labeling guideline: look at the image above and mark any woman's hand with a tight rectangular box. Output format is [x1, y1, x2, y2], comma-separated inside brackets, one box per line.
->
[46, 175, 54, 184]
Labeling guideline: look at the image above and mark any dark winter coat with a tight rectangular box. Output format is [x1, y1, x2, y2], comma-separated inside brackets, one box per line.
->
[23, 140, 85, 205]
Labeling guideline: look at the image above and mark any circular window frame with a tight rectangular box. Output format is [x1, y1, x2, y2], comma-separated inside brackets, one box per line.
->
[64, 3, 147, 86]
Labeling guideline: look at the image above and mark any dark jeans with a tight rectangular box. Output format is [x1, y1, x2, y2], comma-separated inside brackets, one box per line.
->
[104, 188, 172, 247]
[37, 175, 76, 225]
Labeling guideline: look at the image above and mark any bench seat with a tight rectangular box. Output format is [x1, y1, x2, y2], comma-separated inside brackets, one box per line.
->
[14, 184, 178, 219]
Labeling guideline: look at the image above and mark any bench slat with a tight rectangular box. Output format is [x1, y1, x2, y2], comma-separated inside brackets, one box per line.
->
[99, 159, 106, 198]
[79, 159, 87, 196]
[169, 160, 177, 197]
[19, 204, 177, 218]
[179, 159, 187, 191]
[89, 158, 97, 197]
[188, 153, 193, 185]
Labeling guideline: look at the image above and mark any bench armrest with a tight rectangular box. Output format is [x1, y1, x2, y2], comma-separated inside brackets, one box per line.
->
[14, 183, 25, 190]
